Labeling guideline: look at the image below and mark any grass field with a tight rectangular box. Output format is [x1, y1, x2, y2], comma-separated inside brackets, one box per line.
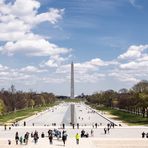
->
[0, 103, 58, 125]
[61, 98, 84, 103]
[91, 104, 148, 126]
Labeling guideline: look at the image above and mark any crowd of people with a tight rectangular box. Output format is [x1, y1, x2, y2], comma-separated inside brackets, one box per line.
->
[103, 122, 115, 134]
[9, 128, 82, 146]
[10, 122, 116, 146]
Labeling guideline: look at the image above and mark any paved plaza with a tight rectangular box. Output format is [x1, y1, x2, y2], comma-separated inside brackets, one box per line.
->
[0, 103, 148, 147]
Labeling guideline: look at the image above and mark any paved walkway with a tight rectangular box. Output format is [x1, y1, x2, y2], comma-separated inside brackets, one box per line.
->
[1, 138, 148, 148]
[1, 125, 148, 139]
[0, 137, 95, 148]
[94, 138, 148, 148]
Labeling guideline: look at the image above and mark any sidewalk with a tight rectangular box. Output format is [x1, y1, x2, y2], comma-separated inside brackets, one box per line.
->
[1, 138, 148, 148]
[93, 138, 148, 148]
[0, 138, 96, 148]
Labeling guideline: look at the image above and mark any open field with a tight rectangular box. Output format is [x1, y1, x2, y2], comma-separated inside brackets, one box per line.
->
[0, 103, 57, 125]
[90, 105, 148, 126]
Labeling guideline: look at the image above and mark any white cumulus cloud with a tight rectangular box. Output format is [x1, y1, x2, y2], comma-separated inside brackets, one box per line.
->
[20, 66, 47, 73]
[0, 0, 69, 57]
[118, 45, 148, 60]
[0, 39, 71, 56]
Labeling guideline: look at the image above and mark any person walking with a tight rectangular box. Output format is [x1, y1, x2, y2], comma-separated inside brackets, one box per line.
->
[41, 132, 45, 138]
[75, 133, 80, 145]
[49, 132, 53, 144]
[19, 136, 23, 145]
[77, 123, 79, 129]
[62, 131, 67, 146]
[72, 123, 75, 129]
[104, 128, 107, 134]
[8, 140, 11, 145]
[24, 132, 29, 145]
[142, 132, 145, 138]
[4, 124, 7, 131]
[34, 131, 39, 144]
[62, 123, 65, 129]
[23, 121, 26, 126]
[15, 132, 19, 145]
[146, 133, 148, 138]
[107, 127, 110, 133]
[91, 129, 94, 137]
[95, 123, 98, 128]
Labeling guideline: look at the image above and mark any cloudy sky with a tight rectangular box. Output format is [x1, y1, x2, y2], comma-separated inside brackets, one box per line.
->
[0, 0, 148, 96]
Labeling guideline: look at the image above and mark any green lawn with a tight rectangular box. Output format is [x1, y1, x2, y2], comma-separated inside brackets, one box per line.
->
[91, 105, 148, 126]
[62, 98, 84, 103]
[0, 103, 57, 125]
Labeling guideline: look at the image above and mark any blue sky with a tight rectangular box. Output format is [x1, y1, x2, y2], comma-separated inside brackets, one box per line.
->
[0, 0, 148, 96]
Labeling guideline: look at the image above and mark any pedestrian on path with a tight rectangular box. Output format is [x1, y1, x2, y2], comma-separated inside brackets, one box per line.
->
[95, 123, 98, 128]
[63, 123, 65, 129]
[104, 128, 107, 134]
[146, 133, 148, 138]
[15, 132, 19, 145]
[19, 136, 23, 145]
[23, 121, 26, 126]
[4, 124, 7, 131]
[75, 133, 80, 145]
[24, 132, 29, 145]
[72, 123, 75, 129]
[8, 140, 11, 145]
[107, 127, 110, 133]
[41, 132, 45, 138]
[77, 123, 79, 129]
[142, 132, 145, 138]
[34, 131, 39, 144]
[62, 131, 67, 146]
[91, 129, 94, 137]
[49, 133, 53, 144]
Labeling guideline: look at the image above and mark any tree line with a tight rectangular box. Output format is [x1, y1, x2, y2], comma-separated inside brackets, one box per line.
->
[86, 80, 148, 118]
[0, 85, 56, 115]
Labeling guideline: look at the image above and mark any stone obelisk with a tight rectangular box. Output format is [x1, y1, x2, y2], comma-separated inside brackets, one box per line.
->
[70, 62, 74, 99]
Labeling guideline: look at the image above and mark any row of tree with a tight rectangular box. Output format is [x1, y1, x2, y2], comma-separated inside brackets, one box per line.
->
[0, 85, 56, 115]
[86, 80, 148, 118]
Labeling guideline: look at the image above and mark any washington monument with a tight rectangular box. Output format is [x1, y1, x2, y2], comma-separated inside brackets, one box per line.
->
[70, 61, 74, 99]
